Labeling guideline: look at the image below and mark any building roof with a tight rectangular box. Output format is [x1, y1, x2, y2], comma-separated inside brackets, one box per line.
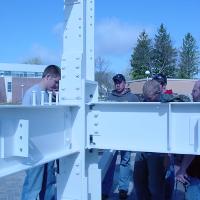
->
[0, 63, 46, 72]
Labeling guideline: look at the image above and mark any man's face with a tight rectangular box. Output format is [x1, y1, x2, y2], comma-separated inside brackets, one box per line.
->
[114, 80, 126, 93]
[192, 83, 200, 102]
[160, 84, 166, 93]
[45, 75, 60, 92]
[148, 90, 161, 102]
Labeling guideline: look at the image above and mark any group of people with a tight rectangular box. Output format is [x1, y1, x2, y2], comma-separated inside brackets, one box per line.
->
[102, 73, 200, 200]
[19, 64, 200, 200]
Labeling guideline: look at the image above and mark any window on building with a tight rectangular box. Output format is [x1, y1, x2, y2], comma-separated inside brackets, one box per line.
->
[27, 72, 35, 77]
[0, 71, 4, 77]
[7, 82, 12, 92]
[12, 71, 21, 77]
[4, 71, 11, 76]
[23, 72, 27, 77]
[35, 72, 43, 77]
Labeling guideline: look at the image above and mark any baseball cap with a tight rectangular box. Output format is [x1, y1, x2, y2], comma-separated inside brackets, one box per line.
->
[112, 74, 126, 83]
[152, 73, 167, 86]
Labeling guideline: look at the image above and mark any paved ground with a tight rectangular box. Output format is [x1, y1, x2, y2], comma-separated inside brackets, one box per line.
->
[0, 155, 185, 200]
[0, 171, 25, 200]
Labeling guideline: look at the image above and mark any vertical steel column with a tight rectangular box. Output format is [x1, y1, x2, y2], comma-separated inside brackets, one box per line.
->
[85, 0, 95, 81]
[57, 0, 100, 199]
[60, 0, 85, 105]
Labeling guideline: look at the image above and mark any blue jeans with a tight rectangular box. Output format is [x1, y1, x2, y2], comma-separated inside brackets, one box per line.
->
[21, 161, 56, 200]
[119, 151, 131, 191]
[102, 151, 131, 195]
[185, 177, 200, 200]
[165, 155, 175, 200]
[133, 152, 166, 200]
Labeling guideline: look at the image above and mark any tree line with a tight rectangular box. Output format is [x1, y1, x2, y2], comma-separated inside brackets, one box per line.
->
[23, 23, 200, 97]
[130, 23, 200, 79]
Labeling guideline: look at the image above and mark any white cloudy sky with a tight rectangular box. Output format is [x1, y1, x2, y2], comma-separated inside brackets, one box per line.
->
[95, 18, 154, 73]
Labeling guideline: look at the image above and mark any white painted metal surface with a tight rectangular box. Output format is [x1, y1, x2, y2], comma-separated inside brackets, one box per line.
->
[87, 102, 200, 155]
[0, 105, 77, 178]
[87, 102, 169, 152]
[0, 0, 200, 200]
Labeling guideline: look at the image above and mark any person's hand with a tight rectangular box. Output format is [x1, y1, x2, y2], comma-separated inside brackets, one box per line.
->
[176, 168, 190, 185]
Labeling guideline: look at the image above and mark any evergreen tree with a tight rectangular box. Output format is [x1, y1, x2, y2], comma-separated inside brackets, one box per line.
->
[153, 24, 177, 77]
[130, 31, 153, 79]
[178, 33, 199, 79]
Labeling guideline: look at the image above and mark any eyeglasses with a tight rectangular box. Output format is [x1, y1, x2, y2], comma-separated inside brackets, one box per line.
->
[154, 91, 161, 95]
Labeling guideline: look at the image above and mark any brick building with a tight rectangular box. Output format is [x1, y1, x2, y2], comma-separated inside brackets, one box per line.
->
[0, 63, 46, 104]
[127, 78, 198, 96]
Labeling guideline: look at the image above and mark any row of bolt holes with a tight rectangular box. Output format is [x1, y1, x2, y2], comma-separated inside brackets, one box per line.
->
[94, 114, 98, 134]
[61, 68, 94, 98]
[19, 123, 23, 152]
[64, 6, 94, 37]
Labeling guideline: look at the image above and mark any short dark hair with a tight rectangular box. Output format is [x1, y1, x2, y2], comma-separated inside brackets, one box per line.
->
[112, 74, 126, 83]
[152, 73, 167, 86]
[143, 80, 161, 101]
[42, 65, 61, 78]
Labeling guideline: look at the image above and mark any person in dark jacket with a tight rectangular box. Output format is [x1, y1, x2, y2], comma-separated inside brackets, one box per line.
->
[153, 73, 175, 200]
[133, 80, 167, 200]
[176, 80, 200, 200]
[102, 74, 139, 200]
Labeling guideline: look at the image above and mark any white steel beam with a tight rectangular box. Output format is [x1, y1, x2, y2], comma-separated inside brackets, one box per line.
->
[87, 102, 200, 155]
[0, 105, 78, 177]
[1, 0, 200, 200]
